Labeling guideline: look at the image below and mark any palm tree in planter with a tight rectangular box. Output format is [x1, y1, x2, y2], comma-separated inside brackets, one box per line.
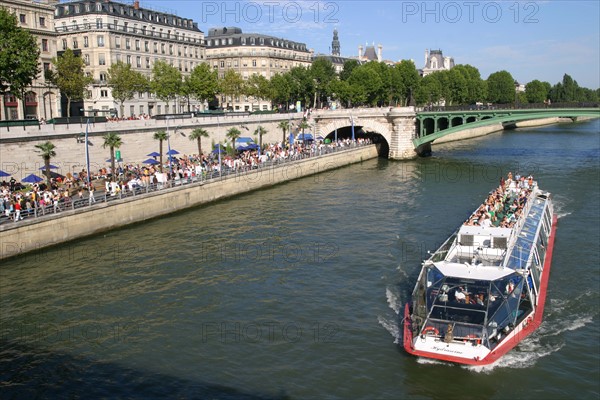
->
[278, 120, 290, 146]
[102, 132, 123, 182]
[189, 128, 209, 157]
[34, 141, 56, 187]
[298, 119, 311, 145]
[226, 127, 241, 155]
[254, 125, 267, 153]
[153, 130, 168, 172]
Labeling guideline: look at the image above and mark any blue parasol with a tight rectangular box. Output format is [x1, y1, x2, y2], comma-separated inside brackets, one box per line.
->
[0, 170, 11, 177]
[143, 158, 159, 165]
[22, 174, 44, 183]
[147, 151, 161, 157]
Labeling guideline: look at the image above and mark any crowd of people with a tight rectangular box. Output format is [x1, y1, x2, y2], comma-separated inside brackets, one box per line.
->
[1, 137, 371, 223]
[464, 172, 535, 228]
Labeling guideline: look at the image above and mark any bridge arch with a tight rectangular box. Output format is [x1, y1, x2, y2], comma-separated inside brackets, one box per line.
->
[318, 118, 392, 157]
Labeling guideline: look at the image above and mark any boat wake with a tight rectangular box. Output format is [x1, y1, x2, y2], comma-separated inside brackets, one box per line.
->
[378, 315, 401, 345]
[385, 286, 402, 315]
[552, 195, 572, 219]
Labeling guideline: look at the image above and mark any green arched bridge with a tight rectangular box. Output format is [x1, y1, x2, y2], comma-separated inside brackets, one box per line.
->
[413, 107, 600, 147]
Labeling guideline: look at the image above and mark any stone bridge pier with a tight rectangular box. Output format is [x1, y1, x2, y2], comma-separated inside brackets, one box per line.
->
[313, 107, 419, 160]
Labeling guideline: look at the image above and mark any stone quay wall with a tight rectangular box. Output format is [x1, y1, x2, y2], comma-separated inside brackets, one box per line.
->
[0, 145, 379, 261]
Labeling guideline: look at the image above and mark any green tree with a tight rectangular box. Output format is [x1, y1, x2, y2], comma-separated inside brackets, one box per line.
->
[254, 125, 267, 151]
[150, 60, 182, 112]
[102, 132, 123, 182]
[34, 141, 56, 186]
[246, 74, 272, 110]
[329, 79, 353, 108]
[153, 130, 168, 172]
[452, 64, 486, 104]
[270, 73, 292, 110]
[348, 64, 383, 106]
[107, 61, 148, 117]
[525, 79, 550, 103]
[226, 127, 241, 154]
[0, 9, 40, 115]
[277, 120, 291, 145]
[414, 73, 443, 106]
[391, 60, 420, 106]
[219, 69, 245, 110]
[486, 70, 515, 104]
[48, 48, 93, 117]
[310, 57, 336, 108]
[339, 59, 360, 81]
[183, 63, 219, 112]
[288, 66, 313, 110]
[189, 127, 209, 156]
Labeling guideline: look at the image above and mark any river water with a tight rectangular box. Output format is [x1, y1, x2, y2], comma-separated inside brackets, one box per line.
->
[1, 120, 598, 399]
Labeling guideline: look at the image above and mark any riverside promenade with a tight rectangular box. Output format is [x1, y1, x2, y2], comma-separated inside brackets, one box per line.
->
[0, 143, 378, 261]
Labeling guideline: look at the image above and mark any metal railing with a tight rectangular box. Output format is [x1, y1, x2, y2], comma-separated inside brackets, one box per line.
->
[0, 141, 373, 228]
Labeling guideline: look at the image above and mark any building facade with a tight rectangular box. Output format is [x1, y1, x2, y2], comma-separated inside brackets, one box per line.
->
[54, 0, 205, 118]
[421, 49, 454, 77]
[1, 0, 60, 121]
[204, 27, 311, 111]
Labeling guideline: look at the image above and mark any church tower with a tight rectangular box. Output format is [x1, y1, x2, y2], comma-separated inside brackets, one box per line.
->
[332, 29, 340, 56]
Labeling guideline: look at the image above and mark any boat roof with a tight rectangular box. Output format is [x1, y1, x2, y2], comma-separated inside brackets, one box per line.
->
[458, 225, 512, 237]
[433, 261, 514, 281]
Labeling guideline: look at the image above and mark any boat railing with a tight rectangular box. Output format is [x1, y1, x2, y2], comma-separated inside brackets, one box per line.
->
[503, 186, 539, 266]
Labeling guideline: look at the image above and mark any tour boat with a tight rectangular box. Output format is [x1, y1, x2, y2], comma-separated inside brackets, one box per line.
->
[403, 175, 557, 365]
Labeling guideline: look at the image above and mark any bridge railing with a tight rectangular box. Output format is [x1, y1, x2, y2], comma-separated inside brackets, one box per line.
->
[417, 102, 599, 112]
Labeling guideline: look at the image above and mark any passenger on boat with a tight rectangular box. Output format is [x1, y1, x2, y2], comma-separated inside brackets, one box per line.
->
[455, 287, 467, 303]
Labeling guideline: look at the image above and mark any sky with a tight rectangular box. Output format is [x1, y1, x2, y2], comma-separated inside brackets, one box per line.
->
[141, 0, 600, 88]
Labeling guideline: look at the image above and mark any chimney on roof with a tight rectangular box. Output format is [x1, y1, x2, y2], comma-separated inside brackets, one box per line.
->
[358, 45, 363, 59]
[377, 44, 382, 62]
[133, 0, 140, 9]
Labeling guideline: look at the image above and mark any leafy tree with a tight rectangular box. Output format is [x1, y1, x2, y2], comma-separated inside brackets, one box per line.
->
[414, 73, 443, 106]
[310, 57, 336, 108]
[254, 125, 267, 151]
[348, 64, 383, 106]
[329, 79, 353, 108]
[525, 79, 550, 103]
[107, 61, 148, 117]
[288, 66, 313, 110]
[150, 60, 182, 112]
[219, 69, 245, 110]
[34, 141, 56, 186]
[486, 70, 515, 104]
[48, 48, 93, 117]
[277, 120, 291, 144]
[391, 60, 420, 106]
[0, 9, 40, 112]
[102, 132, 123, 182]
[183, 63, 219, 112]
[189, 127, 209, 156]
[339, 59, 360, 81]
[226, 127, 241, 154]
[245, 74, 272, 110]
[269, 73, 292, 110]
[452, 64, 486, 104]
[153, 130, 168, 172]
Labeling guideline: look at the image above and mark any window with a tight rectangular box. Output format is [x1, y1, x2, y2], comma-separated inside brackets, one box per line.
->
[84, 36, 89, 48]
[96, 18, 102, 29]
[234, 60, 238, 67]
[116, 54, 121, 62]
[97, 35, 104, 47]
[100, 89, 108, 97]
[99, 73, 107, 81]
[39, 17, 46, 27]
[42, 39, 49, 52]
[146, 57, 150, 68]
[126, 38, 131, 49]
[19, 14, 26, 24]
[136, 56, 141, 67]
[161, 43, 165, 54]
[126, 55, 131, 65]
[136, 40, 140, 51]
[252, 60, 257, 67]
[169, 44, 173, 55]
[73, 38, 78, 49]
[62, 39, 67, 50]
[145, 41, 149, 52]
[139, 105, 144, 115]
[84, 54, 90, 65]
[130, 105, 135, 116]
[98, 54, 106, 65]
[153, 42, 157, 53]
[115, 37, 121, 48]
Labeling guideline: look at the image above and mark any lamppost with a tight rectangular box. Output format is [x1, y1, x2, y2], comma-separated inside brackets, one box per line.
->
[166, 116, 173, 176]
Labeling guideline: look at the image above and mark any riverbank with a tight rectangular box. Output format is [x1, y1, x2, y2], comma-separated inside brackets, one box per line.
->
[0, 145, 379, 260]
